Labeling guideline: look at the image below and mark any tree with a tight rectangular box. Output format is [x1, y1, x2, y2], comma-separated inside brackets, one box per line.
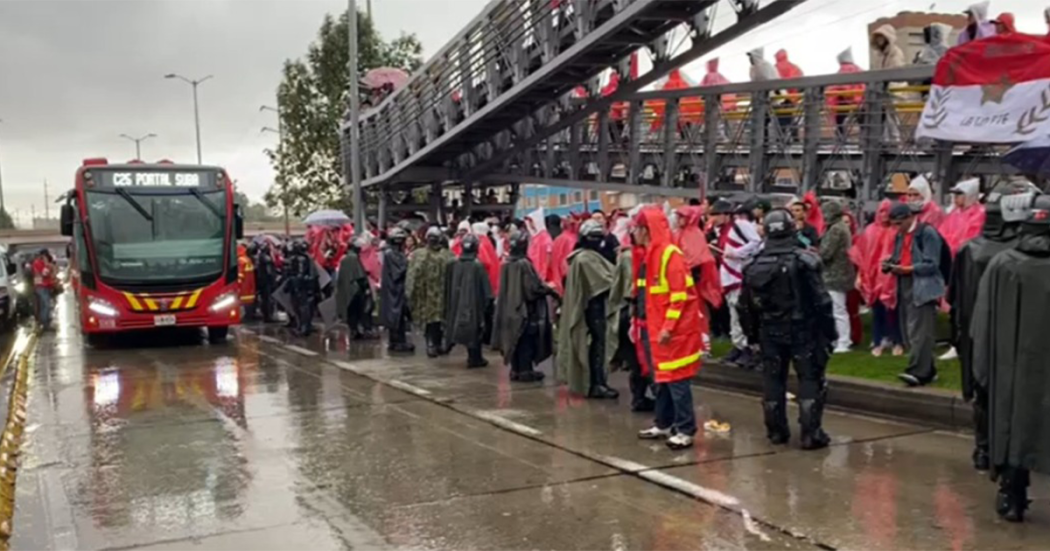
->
[0, 209, 13, 230]
[265, 10, 424, 216]
[234, 191, 278, 222]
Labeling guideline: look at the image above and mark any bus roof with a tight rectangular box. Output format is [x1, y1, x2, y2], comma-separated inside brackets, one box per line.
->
[79, 162, 226, 172]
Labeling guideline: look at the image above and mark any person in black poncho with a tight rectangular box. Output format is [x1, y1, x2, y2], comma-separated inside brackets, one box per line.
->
[444, 234, 493, 368]
[492, 231, 555, 382]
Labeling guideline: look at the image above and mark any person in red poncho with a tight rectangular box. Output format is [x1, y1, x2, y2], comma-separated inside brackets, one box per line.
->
[850, 200, 903, 357]
[906, 176, 946, 227]
[774, 49, 804, 141]
[828, 48, 865, 139]
[674, 205, 723, 310]
[940, 178, 986, 255]
[525, 214, 555, 282]
[549, 214, 581, 295]
[633, 207, 705, 451]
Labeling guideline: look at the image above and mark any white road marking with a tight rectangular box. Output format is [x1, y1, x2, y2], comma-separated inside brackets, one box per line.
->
[258, 335, 282, 345]
[638, 470, 742, 510]
[331, 360, 364, 374]
[591, 454, 649, 473]
[742, 509, 772, 542]
[284, 344, 319, 357]
[388, 380, 433, 397]
[468, 409, 543, 437]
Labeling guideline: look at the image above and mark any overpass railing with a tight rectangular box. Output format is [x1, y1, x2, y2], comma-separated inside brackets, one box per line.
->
[344, 0, 810, 187]
[481, 64, 1012, 203]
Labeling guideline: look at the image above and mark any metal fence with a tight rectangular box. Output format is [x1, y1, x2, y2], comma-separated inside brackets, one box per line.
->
[343, 0, 808, 187]
[486, 64, 1011, 203]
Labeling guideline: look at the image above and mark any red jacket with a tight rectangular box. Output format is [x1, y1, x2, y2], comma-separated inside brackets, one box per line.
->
[32, 257, 55, 289]
[636, 207, 704, 384]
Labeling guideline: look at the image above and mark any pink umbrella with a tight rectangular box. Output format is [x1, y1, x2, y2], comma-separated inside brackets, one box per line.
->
[360, 67, 410, 91]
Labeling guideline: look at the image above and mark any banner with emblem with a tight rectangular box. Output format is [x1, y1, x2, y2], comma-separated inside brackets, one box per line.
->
[916, 33, 1050, 143]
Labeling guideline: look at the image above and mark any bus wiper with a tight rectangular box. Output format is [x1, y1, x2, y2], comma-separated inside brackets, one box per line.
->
[188, 188, 223, 219]
[115, 187, 153, 222]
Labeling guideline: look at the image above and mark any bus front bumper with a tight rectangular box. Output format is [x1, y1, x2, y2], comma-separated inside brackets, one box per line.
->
[83, 308, 241, 333]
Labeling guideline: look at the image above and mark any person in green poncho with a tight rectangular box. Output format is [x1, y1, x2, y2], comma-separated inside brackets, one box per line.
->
[335, 237, 378, 340]
[408, 226, 454, 357]
[493, 231, 557, 382]
[557, 220, 619, 399]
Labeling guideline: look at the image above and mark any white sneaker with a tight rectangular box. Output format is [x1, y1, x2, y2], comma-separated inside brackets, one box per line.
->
[939, 347, 958, 361]
[638, 426, 673, 440]
[666, 433, 695, 450]
[833, 346, 851, 354]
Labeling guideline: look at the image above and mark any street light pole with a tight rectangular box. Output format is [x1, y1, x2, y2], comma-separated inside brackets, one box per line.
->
[260, 105, 290, 237]
[164, 73, 213, 164]
[347, 0, 365, 236]
[0, 119, 6, 212]
[119, 133, 157, 161]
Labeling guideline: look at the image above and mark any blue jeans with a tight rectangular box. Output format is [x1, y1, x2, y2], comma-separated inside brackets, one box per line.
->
[654, 380, 697, 436]
[35, 288, 51, 327]
[872, 302, 902, 347]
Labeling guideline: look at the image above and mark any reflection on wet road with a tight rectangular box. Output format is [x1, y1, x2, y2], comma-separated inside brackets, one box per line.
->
[11, 296, 1050, 550]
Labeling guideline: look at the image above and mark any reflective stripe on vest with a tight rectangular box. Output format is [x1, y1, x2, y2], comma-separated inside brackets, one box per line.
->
[650, 245, 683, 295]
[658, 349, 703, 371]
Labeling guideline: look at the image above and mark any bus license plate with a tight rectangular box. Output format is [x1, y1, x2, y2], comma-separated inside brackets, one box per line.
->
[154, 315, 176, 327]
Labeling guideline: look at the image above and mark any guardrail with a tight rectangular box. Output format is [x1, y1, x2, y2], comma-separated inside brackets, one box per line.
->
[344, 0, 808, 187]
[482, 64, 1011, 203]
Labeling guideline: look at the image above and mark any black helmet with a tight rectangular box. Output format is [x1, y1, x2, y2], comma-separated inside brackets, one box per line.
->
[711, 199, 735, 215]
[461, 233, 480, 255]
[763, 208, 795, 239]
[509, 231, 529, 257]
[1024, 194, 1050, 228]
[293, 240, 309, 254]
[425, 226, 443, 248]
[387, 227, 408, 245]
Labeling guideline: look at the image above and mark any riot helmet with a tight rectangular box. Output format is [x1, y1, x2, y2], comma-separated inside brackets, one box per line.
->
[387, 227, 408, 246]
[763, 209, 796, 240]
[460, 234, 480, 256]
[509, 231, 529, 257]
[425, 226, 444, 249]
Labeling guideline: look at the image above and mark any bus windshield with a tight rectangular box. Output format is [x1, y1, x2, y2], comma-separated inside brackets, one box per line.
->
[85, 188, 227, 284]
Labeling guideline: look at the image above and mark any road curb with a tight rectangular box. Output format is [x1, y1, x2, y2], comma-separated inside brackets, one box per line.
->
[695, 361, 972, 431]
[0, 332, 38, 550]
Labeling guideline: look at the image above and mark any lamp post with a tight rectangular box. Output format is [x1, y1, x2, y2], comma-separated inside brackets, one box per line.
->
[260, 107, 291, 236]
[347, 0, 365, 236]
[119, 133, 157, 160]
[0, 119, 6, 212]
[164, 73, 213, 164]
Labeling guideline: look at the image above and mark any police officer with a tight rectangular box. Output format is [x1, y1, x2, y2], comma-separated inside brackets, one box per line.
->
[251, 242, 278, 322]
[287, 240, 320, 336]
[740, 209, 837, 450]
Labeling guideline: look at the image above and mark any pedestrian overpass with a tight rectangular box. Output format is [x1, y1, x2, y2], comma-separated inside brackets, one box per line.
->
[344, 0, 1006, 222]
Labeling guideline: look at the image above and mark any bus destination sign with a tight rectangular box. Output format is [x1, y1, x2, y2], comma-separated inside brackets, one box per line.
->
[96, 170, 215, 188]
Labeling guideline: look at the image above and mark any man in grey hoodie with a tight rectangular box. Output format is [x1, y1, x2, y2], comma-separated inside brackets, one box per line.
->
[914, 23, 951, 65]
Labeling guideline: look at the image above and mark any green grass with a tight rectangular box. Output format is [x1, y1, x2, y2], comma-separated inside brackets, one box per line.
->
[708, 312, 962, 392]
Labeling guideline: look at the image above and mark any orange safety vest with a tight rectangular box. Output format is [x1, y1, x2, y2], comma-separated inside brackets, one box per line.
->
[237, 249, 256, 305]
[636, 208, 705, 384]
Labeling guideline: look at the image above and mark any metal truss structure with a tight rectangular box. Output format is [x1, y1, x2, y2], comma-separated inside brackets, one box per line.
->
[484, 65, 1012, 205]
[343, 0, 809, 189]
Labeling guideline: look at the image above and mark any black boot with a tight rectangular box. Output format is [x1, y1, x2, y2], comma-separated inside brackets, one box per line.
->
[996, 467, 1030, 523]
[799, 398, 831, 451]
[588, 385, 620, 399]
[467, 344, 488, 368]
[425, 323, 441, 358]
[763, 400, 790, 445]
[973, 388, 991, 472]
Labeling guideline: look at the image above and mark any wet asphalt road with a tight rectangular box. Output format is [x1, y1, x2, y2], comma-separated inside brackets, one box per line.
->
[10, 296, 1050, 550]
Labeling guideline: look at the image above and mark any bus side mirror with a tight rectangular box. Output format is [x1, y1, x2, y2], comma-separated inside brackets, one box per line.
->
[60, 204, 74, 237]
[234, 205, 244, 240]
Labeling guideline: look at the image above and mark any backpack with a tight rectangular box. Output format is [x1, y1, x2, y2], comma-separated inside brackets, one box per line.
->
[744, 252, 799, 323]
[917, 223, 952, 283]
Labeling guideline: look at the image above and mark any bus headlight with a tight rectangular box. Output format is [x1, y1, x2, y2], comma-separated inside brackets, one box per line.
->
[209, 293, 239, 313]
[88, 298, 119, 317]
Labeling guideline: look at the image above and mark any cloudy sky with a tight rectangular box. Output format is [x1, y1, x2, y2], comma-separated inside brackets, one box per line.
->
[0, 0, 1041, 226]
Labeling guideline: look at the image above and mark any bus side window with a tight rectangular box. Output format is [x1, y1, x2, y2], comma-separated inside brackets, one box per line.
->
[74, 218, 95, 289]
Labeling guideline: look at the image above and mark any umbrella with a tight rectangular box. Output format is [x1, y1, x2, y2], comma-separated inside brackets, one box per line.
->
[1004, 136, 1050, 176]
[360, 67, 410, 91]
[304, 209, 351, 227]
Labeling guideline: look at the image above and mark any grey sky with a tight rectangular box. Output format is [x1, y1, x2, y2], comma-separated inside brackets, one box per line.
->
[0, 0, 1041, 226]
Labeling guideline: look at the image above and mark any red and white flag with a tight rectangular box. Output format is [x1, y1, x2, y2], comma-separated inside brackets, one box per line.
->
[916, 33, 1050, 143]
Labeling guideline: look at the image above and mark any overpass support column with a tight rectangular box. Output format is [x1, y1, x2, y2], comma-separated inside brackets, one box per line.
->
[378, 190, 389, 230]
[860, 81, 887, 204]
[430, 182, 443, 225]
[703, 93, 721, 195]
[747, 93, 769, 194]
[801, 86, 823, 193]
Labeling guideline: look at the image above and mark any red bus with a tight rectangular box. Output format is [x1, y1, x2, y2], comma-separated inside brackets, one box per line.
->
[60, 159, 245, 344]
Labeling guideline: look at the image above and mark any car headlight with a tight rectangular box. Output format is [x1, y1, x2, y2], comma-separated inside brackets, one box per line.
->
[209, 293, 239, 313]
[13, 282, 25, 294]
[88, 298, 119, 317]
